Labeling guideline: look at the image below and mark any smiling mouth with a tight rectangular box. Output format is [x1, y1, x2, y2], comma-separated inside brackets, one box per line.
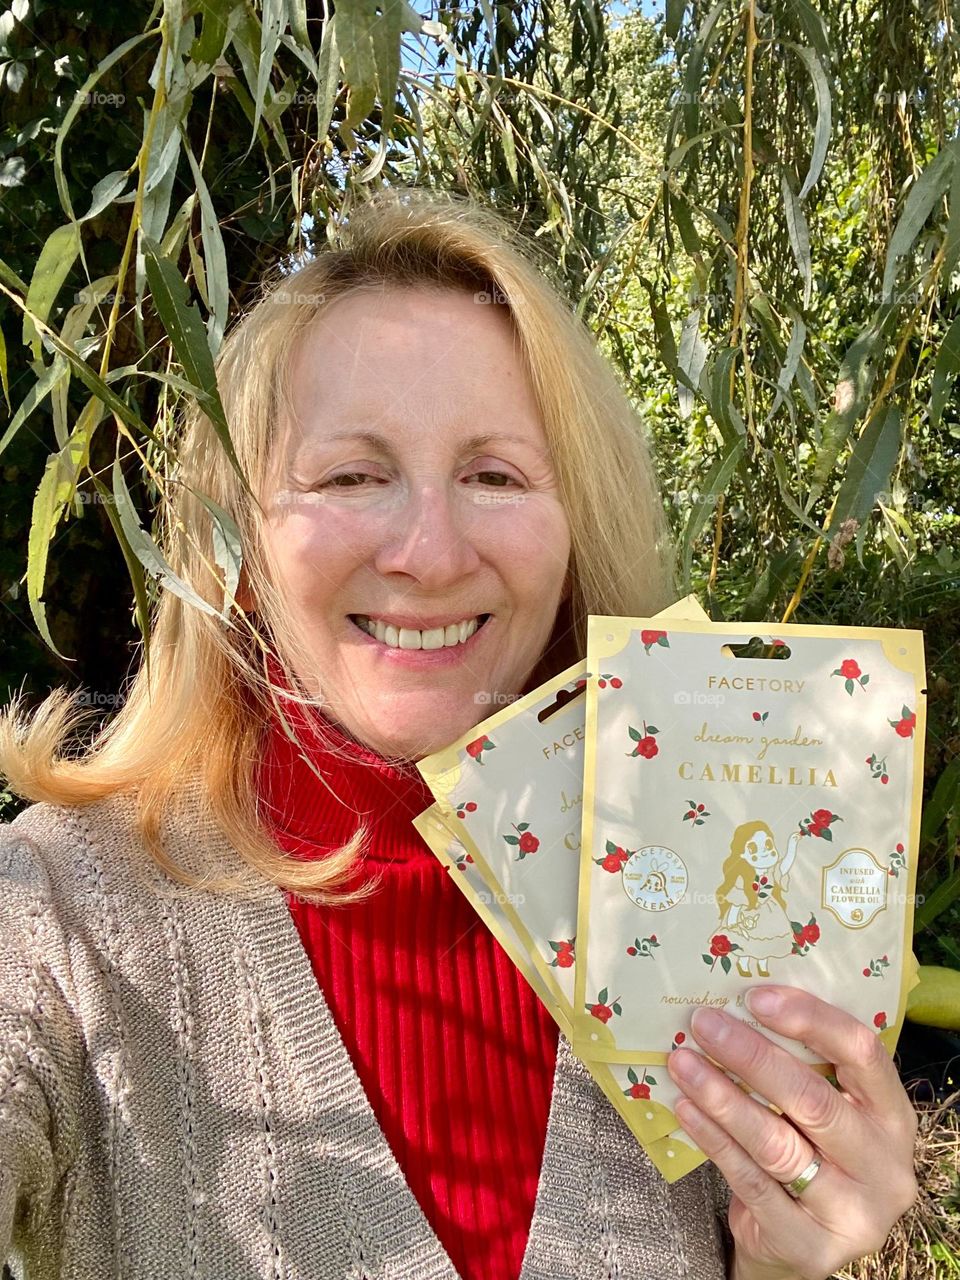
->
[349, 613, 492, 650]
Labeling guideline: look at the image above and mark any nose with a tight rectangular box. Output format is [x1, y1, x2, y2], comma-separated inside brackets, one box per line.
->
[372, 482, 482, 587]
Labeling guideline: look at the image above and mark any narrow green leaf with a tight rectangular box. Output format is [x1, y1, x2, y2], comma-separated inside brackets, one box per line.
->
[27, 438, 86, 660]
[681, 0, 725, 141]
[665, 0, 685, 40]
[677, 308, 708, 419]
[809, 326, 881, 503]
[252, 0, 285, 149]
[22, 223, 81, 358]
[315, 12, 341, 144]
[182, 136, 230, 352]
[194, 491, 243, 620]
[500, 112, 519, 186]
[111, 456, 220, 618]
[781, 172, 812, 307]
[930, 313, 960, 429]
[142, 236, 251, 496]
[788, 44, 831, 201]
[0, 356, 70, 458]
[767, 316, 807, 423]
[828, 405, 902, 531]
[0, 319, 9, 412]
[287, 0, 310, 52]
[706, 347, 745, 450]
[80, 170, 130, 222]
[881, 146, 957, 301]
[681, 437, 746, 592]
[370, 0, 403, 136]
[945, 157, 960, 281]
[90, 469, 153, 678]
[338, 0, 378, 134]
[789, 0, 830, 58]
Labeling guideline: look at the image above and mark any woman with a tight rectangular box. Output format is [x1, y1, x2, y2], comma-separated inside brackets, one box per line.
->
[0, 189, 918, 1280]
[714, 820, 802, 977]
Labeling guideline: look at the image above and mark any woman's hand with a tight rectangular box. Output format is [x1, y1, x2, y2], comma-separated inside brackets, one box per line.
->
[666, 985, 918, 1280]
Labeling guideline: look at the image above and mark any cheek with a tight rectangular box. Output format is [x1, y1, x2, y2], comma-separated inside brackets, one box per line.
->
[475, 500, 570, 588]
[265, 509, 374, 597]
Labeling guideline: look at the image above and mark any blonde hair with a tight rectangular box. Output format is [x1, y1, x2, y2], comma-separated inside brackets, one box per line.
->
[0, 187, 677, 903]
[716, 820, 788, 914]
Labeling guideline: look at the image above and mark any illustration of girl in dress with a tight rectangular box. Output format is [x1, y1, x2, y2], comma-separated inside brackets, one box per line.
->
[713, 820, 808, 977]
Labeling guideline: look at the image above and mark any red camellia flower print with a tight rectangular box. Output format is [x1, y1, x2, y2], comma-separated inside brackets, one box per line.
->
[833, 658, 870, 695]
[710, 934, 733, 957]
[889, 705, 917, 738]
[627, 721, 661, 758]
[874, 1011, 888, 1030]
[465, 735, 495, 764]
[623, 1066, 656, 1101]
[502, 821, 540, 860]
[799, 808, 842, 840]
[640, 629, 669, 651]
[587, 986, 622, 1023]
[548, 939, 575, 969]
[791, 913, 822, 955]
[595, 840, 631, 874]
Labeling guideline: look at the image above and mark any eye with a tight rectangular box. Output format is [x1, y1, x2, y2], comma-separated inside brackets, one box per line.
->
[467, 469, 520, 487]
[322, 471, 383, 488]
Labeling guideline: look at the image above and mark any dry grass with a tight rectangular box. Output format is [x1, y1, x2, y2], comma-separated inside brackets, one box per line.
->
[836, 1087, 960, 1280]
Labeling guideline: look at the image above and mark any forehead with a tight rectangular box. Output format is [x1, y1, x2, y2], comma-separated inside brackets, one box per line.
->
[277, 284, 547, 459]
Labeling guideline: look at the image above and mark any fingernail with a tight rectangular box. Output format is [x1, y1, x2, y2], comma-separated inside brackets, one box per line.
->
[691, 1006, 728, 1041]
[745, 988, 784, 1016]
[670, 1048, 706, 1083]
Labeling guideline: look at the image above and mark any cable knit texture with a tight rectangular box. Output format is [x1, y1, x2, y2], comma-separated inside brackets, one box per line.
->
[256, 695, 560, 1280]
[0, 778, 730, 1278]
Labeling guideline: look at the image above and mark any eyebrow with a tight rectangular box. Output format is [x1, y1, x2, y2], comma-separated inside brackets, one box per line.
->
[295, 430, 549, 460]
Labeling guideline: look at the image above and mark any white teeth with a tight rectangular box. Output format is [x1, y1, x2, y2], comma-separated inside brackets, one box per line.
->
[353, 615, 484, 649]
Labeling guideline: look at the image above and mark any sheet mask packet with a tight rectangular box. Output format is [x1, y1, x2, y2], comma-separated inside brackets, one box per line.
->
[573, 616, 926, 1070]
[415, 595, 714, 1165]
[412, 800, 710, 1181]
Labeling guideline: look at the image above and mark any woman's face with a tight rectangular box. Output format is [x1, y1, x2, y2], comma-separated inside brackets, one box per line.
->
[743, 828, 777, 869]
[260, 284, 572, 759]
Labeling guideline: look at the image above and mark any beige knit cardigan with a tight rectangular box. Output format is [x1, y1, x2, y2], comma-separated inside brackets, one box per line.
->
[0, 782, 731, 1278]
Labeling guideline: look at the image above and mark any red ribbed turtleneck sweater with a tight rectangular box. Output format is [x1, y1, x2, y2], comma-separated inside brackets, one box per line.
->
[254, 686, 559, 1280]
